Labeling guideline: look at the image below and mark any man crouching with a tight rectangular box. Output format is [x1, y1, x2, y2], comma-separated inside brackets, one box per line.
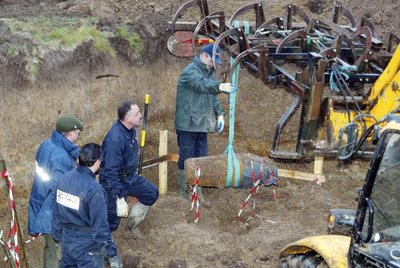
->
[51, 143, 122, 268]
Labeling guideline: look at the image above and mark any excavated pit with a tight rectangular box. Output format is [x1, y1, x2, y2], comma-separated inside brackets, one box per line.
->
[0, 0, 398, 267]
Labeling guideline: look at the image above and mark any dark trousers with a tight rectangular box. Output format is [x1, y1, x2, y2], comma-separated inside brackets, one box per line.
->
[60, 230, 104, 268]
[106, 175, 159, 232]
[176, 130, 208, 170]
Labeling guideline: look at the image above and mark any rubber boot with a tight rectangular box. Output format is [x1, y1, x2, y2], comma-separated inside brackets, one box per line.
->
[197, 186, 211, 208]
[177, 169, 188, 198]
[127, 201, 150, 239]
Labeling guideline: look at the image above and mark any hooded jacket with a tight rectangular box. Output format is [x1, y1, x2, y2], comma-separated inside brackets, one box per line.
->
[28, 130, 79, 235]
[175, 56, 225, 132]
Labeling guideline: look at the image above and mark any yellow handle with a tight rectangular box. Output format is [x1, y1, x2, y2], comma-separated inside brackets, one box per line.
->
[141, 131, 146, 147]
[145, 94, 150, 104]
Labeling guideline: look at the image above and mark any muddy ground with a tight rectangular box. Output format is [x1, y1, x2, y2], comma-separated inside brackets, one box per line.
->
[0, 0, 398, 267]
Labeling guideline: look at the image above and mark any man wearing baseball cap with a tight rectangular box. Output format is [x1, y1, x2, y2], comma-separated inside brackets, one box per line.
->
[174, 43, 234, 203]
[28, 115, 83, 268]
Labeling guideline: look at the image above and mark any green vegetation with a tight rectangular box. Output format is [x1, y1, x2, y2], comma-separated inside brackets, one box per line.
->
[115, 25, 144, 57]
[6, 44, 28, 58]
[1, 16, 143, 82]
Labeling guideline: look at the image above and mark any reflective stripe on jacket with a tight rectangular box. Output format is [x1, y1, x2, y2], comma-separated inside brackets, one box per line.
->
[28, 130, 79, 235]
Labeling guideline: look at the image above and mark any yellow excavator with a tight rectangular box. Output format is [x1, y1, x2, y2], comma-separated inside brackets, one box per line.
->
[279, 115, 400, 267]
[328, 44, 400, 161]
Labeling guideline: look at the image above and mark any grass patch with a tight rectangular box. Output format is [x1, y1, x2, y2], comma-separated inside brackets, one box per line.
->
[1, 16, 146, 82]
[6, 44, 28, 58]
[3, 16, 114, 54]
[115, 25, 143, 58]
[1, 16, 117, 81]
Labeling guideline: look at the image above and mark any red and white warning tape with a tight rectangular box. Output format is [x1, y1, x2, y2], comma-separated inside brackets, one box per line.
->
[236, 162, 278, 224]
[236, 162, 263, 220]
[312, 175, 322, 185]
[190, 167, 201, 223]
[24, 233, 41, 244]
[0, 169, 42, 267]
[1, 169, 20, 268]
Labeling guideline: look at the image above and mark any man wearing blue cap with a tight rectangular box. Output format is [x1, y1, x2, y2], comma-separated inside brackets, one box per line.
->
[174, 44, 234, 201]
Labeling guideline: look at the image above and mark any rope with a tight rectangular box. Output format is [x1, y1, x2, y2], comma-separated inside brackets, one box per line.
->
[233, 20, 250, 35]
[224, 21, 247, 188]
[329, 61, 357, 93]
[224, 57, 241, 188]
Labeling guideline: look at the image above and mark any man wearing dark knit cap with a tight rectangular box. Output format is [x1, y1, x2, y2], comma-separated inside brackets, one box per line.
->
[28, 115, 83, 268]
[175, 44, 234, 201]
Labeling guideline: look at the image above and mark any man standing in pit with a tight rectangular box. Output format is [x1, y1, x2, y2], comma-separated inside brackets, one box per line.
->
[28, 115, 83, 268]
[100, 100, 159, 237]
[175, 44, 234, 200]
[51, 143, 122, 268]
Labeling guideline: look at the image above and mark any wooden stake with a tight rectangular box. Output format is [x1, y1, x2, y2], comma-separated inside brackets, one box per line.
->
[278, 168, 325, 183]
[158, 130, 168, 195]
[314, 156, 324, 175]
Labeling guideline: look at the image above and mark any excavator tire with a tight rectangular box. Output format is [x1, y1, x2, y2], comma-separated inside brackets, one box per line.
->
[280, 253, 328, 268]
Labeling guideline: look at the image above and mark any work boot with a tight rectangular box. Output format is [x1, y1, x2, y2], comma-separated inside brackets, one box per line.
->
[127, 201, 150, 238]
[177, 169, 188, 198]
[197, 186, 211, 208]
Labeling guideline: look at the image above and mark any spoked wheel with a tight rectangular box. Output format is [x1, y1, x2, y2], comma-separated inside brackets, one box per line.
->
[280, 253, 328, 268]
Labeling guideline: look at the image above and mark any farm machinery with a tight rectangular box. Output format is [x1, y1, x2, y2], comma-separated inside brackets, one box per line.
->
[168, 0, 400, 161]
[279, 114, 400, 267]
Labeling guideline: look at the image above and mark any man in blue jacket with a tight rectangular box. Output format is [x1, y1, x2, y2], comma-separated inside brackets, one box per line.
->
[28, 115, 83, 268]
[175, 44, 234, 199]
[100, 100, 159, 237]
[51, 143, 122, 268]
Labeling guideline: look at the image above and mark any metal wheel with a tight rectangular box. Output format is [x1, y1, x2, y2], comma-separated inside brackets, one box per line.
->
[280, 253, 328, 268]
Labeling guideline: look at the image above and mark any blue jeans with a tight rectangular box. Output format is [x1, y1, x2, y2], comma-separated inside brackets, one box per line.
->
[176, 130, 208, 170]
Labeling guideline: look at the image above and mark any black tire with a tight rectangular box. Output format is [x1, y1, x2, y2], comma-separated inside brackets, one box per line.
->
[280, 253, 328, 268]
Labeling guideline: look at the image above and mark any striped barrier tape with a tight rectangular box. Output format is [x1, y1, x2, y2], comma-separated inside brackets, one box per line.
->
[1, 169, 20, 268]
[190, 167, 201, 223]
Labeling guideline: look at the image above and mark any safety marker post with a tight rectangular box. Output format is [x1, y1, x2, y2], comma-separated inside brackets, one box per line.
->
[236, 162, 263, 220]
[190, 167, 201, 223]
[0, 161, 27, 268]
[236, 161, 278, 225]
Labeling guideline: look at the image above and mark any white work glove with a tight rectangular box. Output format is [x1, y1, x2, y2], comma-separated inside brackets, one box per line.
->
[116, 197, 129, 218]
[219, 83, 235, 93]
[217, 115, 224, 134]
[109, 255, 123, 268]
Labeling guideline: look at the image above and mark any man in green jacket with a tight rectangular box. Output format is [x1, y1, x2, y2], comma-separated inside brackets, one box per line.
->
[175, 44, 234, 199]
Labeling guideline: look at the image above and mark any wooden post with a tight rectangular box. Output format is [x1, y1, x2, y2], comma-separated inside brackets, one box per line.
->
[314, 156, 324, 175]
[158, 130, 168, 195]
